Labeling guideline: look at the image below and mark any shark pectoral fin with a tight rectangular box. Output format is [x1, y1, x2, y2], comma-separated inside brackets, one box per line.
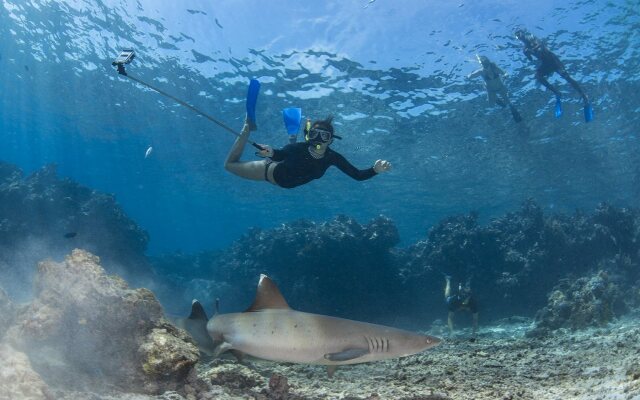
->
[323, 348, 369, 362]
[327, 365, 338, 378]
[213, 341, 233, 358]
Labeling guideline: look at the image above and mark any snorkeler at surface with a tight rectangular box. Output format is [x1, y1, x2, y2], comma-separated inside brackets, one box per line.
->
[468, 55, 522, 122]
[224, 116, 392, 188]
[514, 28, 593, 122]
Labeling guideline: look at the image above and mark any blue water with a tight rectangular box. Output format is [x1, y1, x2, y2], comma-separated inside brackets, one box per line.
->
[1, 0, 638, 255]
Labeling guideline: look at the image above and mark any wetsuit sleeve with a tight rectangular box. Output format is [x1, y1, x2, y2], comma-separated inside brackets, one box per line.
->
[331, 152, 377, 181]
[270, 144, 295, 162]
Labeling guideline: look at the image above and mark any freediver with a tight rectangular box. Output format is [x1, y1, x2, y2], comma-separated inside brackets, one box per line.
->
[468, 54, 522, 122]
[224, 116, 392, 188]
[514, 28, 593, 122]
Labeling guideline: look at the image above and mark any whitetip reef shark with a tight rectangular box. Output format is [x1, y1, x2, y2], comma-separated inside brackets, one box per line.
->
[202, 274, 441, 376]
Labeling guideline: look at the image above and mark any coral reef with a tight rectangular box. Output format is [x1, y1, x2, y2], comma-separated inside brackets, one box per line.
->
[4, 249, 199, 395]
[153, 200, 640, 334]
[5, 160, 633, 336]
[153, 215, 403, 322]
[0, 162, 153, 299]
[528, 270, 628, 337]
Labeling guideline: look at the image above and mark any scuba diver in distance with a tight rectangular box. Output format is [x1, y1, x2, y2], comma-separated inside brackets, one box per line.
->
[468, 55, 522, 123]
[444, 275, 479, 338]
[224, 116, 392, 189]
[514, 28, 593, 122]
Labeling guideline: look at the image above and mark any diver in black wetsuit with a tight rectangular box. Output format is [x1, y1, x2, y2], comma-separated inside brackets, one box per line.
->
[224, 116, 391, 188]
[515, 29, 592, 116]
[444, 276, 478, 337]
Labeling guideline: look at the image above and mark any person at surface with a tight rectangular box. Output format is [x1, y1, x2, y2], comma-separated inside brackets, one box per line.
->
[468, 54, 522, 122]
[224, 116, 391, 188]
[514, 28, 590, 107]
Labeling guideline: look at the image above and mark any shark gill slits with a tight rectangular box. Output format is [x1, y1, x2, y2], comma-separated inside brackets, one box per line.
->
[386, 338, 390, 352]
[365, 336, 373, 352]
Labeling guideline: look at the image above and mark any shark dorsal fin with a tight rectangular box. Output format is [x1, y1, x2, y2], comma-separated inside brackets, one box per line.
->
[245, 274, 290, 312]
[188, 299, 209, 321]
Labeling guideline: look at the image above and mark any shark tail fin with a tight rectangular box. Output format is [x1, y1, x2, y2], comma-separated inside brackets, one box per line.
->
[188, 299, 209, 321]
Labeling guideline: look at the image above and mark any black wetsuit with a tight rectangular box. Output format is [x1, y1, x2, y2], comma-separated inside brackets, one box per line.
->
[446, 294, 478, 314]
[522, 38, 565, 76]
[270, 142, 376, 189]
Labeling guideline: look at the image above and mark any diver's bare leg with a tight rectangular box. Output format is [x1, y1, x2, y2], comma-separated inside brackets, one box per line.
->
[224, 122, 268, 181]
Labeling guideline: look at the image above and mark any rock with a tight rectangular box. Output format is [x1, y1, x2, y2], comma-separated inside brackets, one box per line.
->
[206, 362, 263, 391]
[0, 286, 15, 339]
[267, 373, 290, 399]
[5, 249, 198, 394]
[0, 343, 52, 400]
[139, 323, 200, 381]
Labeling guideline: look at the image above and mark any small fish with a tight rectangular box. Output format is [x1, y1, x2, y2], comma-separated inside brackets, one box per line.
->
[64, 232, 77, 239]
[145, 146, 153, 159]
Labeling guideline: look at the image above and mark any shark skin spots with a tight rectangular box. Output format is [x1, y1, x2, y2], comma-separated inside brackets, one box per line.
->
[206, 274, 441, 375]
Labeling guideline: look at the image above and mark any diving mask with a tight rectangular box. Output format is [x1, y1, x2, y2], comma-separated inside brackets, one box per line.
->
[307, 128, 333, 142]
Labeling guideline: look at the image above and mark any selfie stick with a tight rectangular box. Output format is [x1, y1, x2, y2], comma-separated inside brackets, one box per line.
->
[112, 50, 263, 150]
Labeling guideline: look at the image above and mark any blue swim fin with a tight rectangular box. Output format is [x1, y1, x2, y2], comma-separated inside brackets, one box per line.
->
[584, 103, 594, 122]
[554, 96, 562, 118]
[246, 79, 260, 130]
[282, 107, 302, 135]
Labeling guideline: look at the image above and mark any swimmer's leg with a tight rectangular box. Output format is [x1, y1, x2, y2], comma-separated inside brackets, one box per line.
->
[224, 122, 268, 181]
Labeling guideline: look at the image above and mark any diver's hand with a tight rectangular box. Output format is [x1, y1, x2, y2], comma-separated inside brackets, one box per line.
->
[255, 145, 273, 158]
[373, 159, 392, 173]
